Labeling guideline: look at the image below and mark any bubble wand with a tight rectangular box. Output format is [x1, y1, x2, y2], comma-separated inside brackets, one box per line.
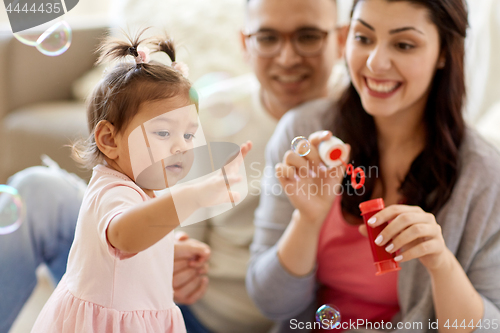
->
[291, 136, 366, 189]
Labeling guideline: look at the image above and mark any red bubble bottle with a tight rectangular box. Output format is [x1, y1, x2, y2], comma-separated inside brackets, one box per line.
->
[359, 198, 401, 275]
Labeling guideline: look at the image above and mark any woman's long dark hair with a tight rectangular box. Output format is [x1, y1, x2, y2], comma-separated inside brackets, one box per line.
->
[334, 0, 468, 219]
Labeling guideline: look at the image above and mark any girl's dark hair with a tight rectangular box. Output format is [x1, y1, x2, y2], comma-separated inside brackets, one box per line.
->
[72, 28, 197, 169]
[334, 0, 468, 219]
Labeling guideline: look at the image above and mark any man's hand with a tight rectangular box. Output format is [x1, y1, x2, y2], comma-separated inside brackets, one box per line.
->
[173, 231, 211, 305]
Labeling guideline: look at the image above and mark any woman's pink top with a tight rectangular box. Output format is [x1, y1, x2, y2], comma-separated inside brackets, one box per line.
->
[31, 165, 186, 333]
[316, 196, 399, 330]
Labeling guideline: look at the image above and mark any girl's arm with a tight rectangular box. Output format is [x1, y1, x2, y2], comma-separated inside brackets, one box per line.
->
[107, 184, 197, 254]
[108, 141, 252, 254]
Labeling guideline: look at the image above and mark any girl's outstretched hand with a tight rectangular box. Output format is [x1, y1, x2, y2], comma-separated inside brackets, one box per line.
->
[366, 204, 451, 272]
[275, 131, 349, 226]
[238, 141, 252, 160]
[196, 141, 252, 208]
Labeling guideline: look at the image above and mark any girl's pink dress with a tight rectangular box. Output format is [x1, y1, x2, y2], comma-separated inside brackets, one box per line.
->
[31, 165, 186, 333]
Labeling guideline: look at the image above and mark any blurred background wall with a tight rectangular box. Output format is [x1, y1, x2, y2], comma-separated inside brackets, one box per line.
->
[0, 0, 499, 185]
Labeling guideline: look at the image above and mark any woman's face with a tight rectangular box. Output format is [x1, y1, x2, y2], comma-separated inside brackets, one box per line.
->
[345, 0, 444, 119]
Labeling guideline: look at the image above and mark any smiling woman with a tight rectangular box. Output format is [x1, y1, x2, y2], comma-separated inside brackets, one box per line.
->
[248, 0, 500, 332]
[337, 0, 466, 217]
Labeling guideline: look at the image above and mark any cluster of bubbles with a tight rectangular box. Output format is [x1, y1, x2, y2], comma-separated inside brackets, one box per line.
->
[13, 21, 72, 56]
[291, 136, 311, 157]
[0, 185, 25, 235]
[316, 304, 341, 330]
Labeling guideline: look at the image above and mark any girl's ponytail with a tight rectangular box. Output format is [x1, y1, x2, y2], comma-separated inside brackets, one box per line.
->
[71, 28, 194, 169]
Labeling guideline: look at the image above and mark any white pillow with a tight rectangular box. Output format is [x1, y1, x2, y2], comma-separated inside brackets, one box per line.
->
[108, 0, 251, 81]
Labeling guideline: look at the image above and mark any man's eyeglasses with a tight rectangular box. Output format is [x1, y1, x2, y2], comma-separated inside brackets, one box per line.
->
[243, 28, 335, 58]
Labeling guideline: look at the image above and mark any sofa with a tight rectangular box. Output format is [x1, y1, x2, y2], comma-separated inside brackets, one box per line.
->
[0, 24, 109, 183]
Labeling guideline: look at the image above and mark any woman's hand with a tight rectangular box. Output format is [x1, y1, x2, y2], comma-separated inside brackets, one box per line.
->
[275, 131, 349, 226]
[366, 204, 452, 272]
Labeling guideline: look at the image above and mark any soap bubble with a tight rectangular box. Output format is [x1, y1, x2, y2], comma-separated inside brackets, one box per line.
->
[0, 185, 25, 235]
[14, 20, 59, 46]
[13, 30, 40, 47]
[316, 304, 341, 330]
[193, 72, 232, 91]
[200, 90, 250, 138]
[36, 21, 72, 56]
[291, 136, 311, 156]
[13, 21, 72, 56]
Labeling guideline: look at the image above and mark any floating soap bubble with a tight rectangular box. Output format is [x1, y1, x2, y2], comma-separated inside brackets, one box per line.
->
[199, 89, 251, 138]
[13, 30, 40, 47]
[0, 185, 25, 235]
[13, 20, 72, 56]
[14, 20, 59, 46]
[316, 304, 341, 330]
[193, 72, 232, 91]
[36, 21, 72, 56]
[291, 136, 311, 156]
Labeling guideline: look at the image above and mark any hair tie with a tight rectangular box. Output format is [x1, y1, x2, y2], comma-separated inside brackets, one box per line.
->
[128, 46, 151, 65]
[171, 61, 189, 77]
[128, 46, 138, 58]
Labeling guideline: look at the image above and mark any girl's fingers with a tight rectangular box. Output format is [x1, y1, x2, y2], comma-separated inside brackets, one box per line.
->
[393, 238, 442, 263]
[276, 163, 296, 181]
[283, 150, 309, 172]
[172, 267, 198, 289]
[358, 224, 368, 237]
[183, 276, 209, 305]
[173, 259, 190, 272]
[240, 141, 252, 159]
[174, 239, 211, 261]
[308, 130, 332, 147]
[368, 204, 425, 227]
[301, 143, 322, 174]
[399, 238, 426, 255]
[224, 141, 251, 174]
[188, 258, 208, 269]
[373, 212, 435, 247]
[174, 276, 205, 304]
[284, 150, 322, 180]
[196, 263, 209, 275]
[384, 223, 436, 253]
[174, 231, 189, 241]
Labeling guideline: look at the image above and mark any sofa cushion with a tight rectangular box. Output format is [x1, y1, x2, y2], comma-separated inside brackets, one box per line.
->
[0, 101, 91, 182]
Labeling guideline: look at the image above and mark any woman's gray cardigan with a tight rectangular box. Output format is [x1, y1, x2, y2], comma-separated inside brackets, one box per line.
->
[246, 99, 500, 332]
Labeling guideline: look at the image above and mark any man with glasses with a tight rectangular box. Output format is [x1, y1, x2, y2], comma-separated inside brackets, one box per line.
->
[180, 0, 345, 332]
[241, 0, 343, 120]
[0, 0, 344, 332]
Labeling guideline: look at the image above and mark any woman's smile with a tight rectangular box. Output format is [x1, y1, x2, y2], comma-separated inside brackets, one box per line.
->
[364, 76, 403, 98]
